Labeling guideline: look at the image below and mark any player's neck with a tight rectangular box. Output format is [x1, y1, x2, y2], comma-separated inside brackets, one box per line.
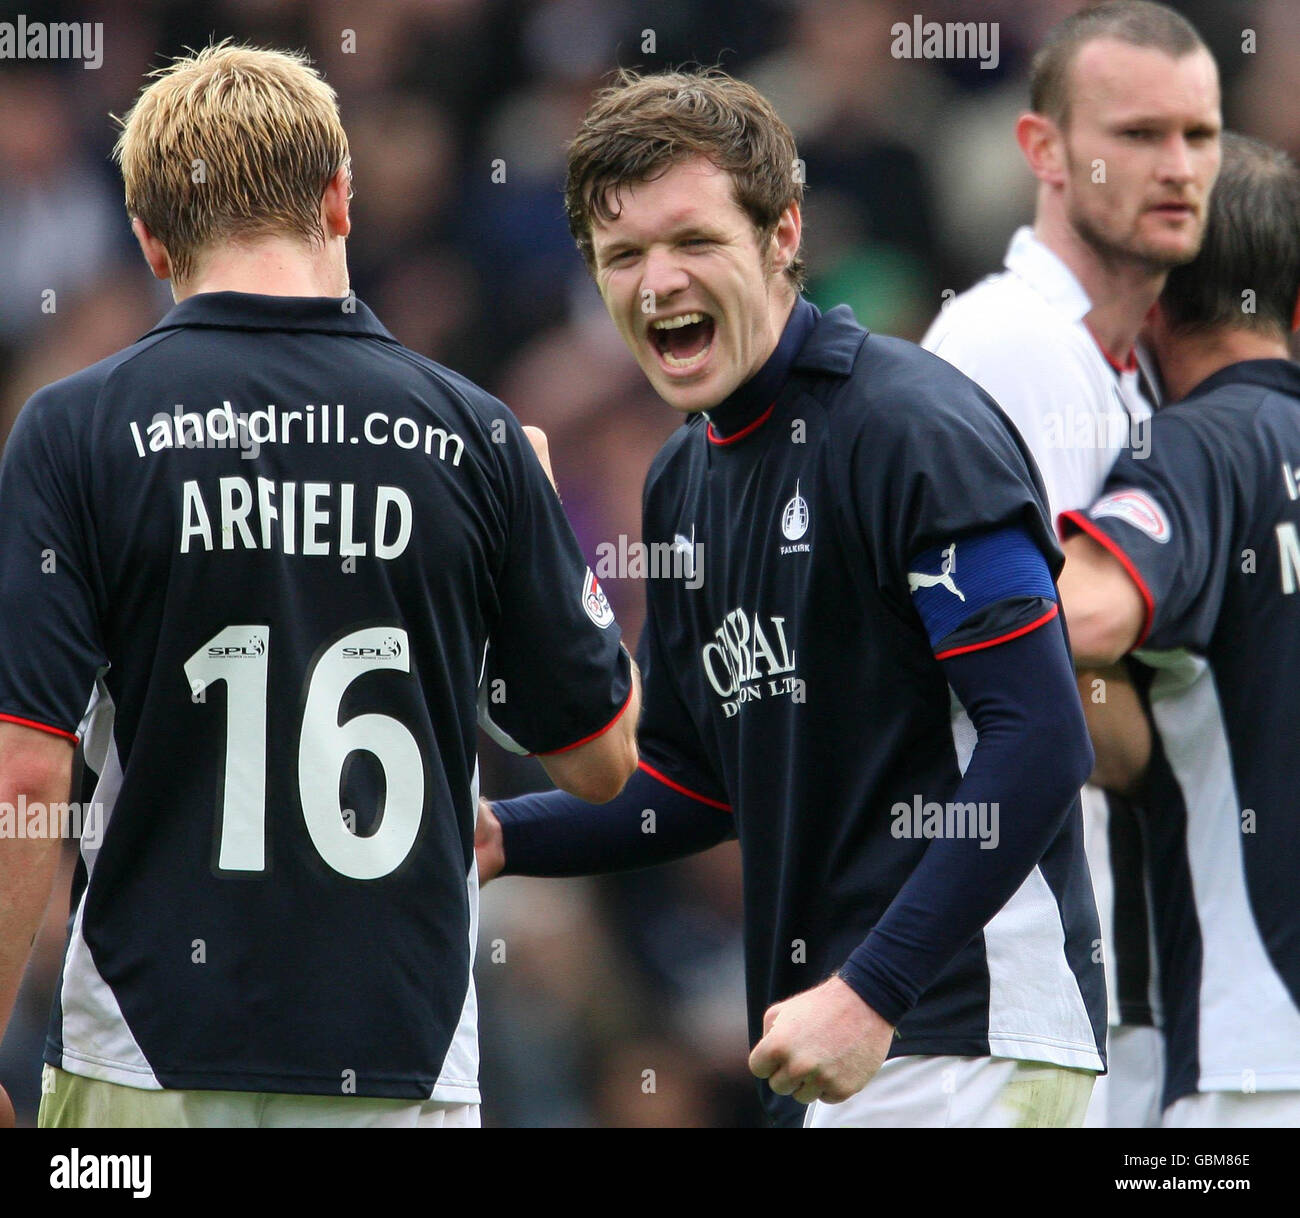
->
[174, 238, 350, 302]
[1034, 215, 1164, 368]
[1159, 329, 1290, 402]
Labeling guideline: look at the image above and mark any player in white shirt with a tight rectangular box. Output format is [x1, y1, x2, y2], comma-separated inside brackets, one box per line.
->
[927, 227, 1151, 519]
[921, 0, 1221, 1127]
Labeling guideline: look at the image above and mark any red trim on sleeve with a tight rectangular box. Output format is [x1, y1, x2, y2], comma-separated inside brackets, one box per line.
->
[532, 686, 634, 757]
[1059, 509, 1155, 647]
[0, 713, 79, 743]
[637, 759, 732, 812]
[934, 603, 1061, 661]
[707, 403, 775, 446]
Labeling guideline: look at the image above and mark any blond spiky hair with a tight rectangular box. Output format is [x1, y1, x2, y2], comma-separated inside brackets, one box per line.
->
[113, 40, 349, 281]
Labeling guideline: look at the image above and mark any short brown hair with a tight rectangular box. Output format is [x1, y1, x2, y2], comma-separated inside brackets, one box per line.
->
[1030, 1, 1208, 127]
[113, 41, 349, 282]
[1161, 132, 1300, 338]
[565, 67, 805, 290]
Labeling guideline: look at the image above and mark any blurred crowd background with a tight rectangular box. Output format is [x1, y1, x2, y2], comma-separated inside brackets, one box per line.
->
[0, 0, 1287, 1126]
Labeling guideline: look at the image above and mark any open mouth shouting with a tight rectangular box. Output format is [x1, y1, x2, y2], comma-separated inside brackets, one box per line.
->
[649, 311, 716, 373]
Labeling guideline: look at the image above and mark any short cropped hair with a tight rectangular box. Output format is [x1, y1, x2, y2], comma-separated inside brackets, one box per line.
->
[1030, 1, 1207, 127]
[565, 67, 805, 290]
[1160, 132, 1300, 338]
[113, 41, 349, 282]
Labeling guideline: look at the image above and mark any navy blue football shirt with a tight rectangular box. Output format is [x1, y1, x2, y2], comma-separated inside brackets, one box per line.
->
[497, 298, 1107, 1125]
[0, 292, 631, 1101]
[1061, 358, 1300, 1109]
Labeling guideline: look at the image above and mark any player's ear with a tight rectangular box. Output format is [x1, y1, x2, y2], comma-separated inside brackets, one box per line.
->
[1016, 112, 1066, 187]
[769, 202, 801, 279]
[322, 163, 352, 239]
[131, 217, 172, 282]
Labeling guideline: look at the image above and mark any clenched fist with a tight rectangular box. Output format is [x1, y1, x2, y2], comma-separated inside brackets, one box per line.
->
[748, 975, 894, 1105]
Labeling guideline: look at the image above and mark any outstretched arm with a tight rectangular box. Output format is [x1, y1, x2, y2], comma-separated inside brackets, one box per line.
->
[477, 758, 733, 883]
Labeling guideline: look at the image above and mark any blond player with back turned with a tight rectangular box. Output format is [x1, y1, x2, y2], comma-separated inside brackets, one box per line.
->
[0, 43, 638, 1128]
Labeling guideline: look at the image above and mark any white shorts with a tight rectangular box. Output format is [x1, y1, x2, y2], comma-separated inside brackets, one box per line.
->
[1084, 1024, 1163, 1128]
[1163, 1089, 1300, 1128]
[38, 1065, 480, 1129]
[803, 1055, 1095, 1128]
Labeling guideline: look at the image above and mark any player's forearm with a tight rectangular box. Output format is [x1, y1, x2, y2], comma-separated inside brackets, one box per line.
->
[536, 657, 641, 804]
[838, 617, 1094, 1025]
[0, 833, 62, 1037]
[495, 762, 732, 877]
[1077, 665, 1151, 795]
[0, 733, 73, 1038]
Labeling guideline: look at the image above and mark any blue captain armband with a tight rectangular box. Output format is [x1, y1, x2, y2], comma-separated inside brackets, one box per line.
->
[907, 525, 1057, 653]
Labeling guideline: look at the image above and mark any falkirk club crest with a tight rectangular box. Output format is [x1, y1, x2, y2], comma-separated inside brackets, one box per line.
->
[782, 481, 809, 541]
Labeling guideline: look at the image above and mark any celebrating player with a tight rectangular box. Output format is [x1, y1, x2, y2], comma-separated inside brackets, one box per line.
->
[0, 43, 638, 1128]
[921, 0, 1221, 1127]
[476, 67, 1106, 1127]
[1058, 132, 1300, 1127]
